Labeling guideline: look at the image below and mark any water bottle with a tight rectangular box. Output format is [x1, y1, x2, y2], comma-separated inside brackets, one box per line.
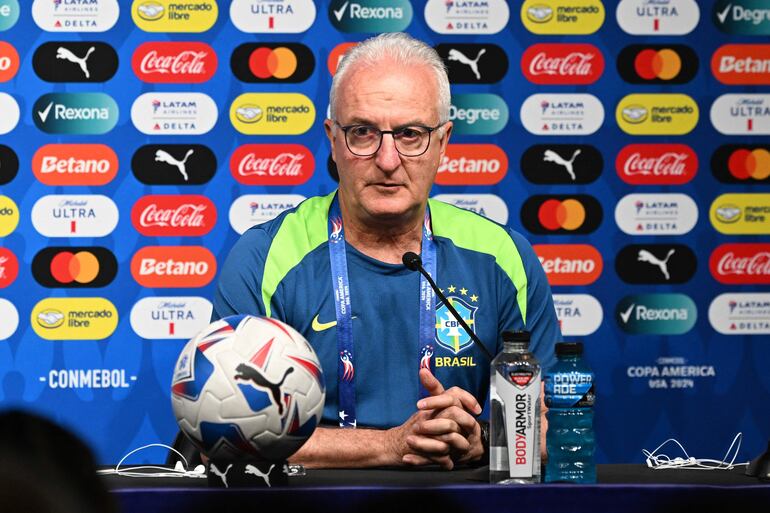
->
[544, 342, 595, 483]
[489, 330, 541, 484]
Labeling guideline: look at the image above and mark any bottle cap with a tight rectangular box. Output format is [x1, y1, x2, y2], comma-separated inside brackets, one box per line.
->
[555, 342, 583, 356]
[502, 330, 530, 343]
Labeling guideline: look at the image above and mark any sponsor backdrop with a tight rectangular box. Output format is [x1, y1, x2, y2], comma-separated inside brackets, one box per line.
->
[0, 0, 769, 464]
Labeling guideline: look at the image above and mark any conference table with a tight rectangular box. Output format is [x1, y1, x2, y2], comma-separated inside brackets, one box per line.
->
[105, 464, 770, 513]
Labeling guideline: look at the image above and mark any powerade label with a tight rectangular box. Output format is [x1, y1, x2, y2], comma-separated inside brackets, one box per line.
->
[495, 368, 540, 479]
[544, 371, 595, 408]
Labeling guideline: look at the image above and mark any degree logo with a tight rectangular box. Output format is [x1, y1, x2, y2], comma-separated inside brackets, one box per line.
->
[0, 41, 19, 81]
[31, 297, 118, 340]
[436, 44, 508, 84]
[711, 145, 770, 184]
[131, 246, 217, 288]
[521, 43, 604, 85]
[552, 294, 603, 337]
[710, 194, 770, 234]
[710, 243, 770, 285]
[521, 0, 605, 35]
[713, 0, 770, 36]
[0, 1, 20, 32]
[130, 296, 213, 339]
[616, 144, 697, 185]
[33, 42, 118, 83]
[521, 195, 602, 235]
[450, 94, 508, 135]
[431, 194, 508, 225]
[32, 144, 118, 186]
[710, 94, 770, 135]
[521, 144, 602, 185]
[0, 145, 19, 185]
[230, 144, 314, 186]
[327, 42, 356, 75]
[132, 144, 217, 186]
[231, 43, 314, 83]
[709, 293, 770, 335]
[533, 244, 603, 286]
[33, 93, 118, 135]
[426, 0, 509, 34]
[616, 0, 699, 35]
[131, 92, 218, 135]
[0, 247, 18, 288]
[131, 195, 217, 237]
[617, 45, 698, 84]
[616, 94, 698, 135]
[0, 92, 19, 134]
[330, 0, 413, 33]
[712, 45, 770, 85]
[520, 94, 604, 136]
[229, 194, 306, 234]
[32, 247, 117, 288]
[32, 0, 119, 32]
[132, 0, 218, 33]
[615, 244, 697, 284]
[230, 0, 316, 33]
[230, 93, 315, 135]
[436, 144, 508, 186]
[615, 193, 698, 235]
[0, 195, 19, 237]
[616, 294, 696, 335]
[132, 42, 217, 83]
[31, 194, 119, 238]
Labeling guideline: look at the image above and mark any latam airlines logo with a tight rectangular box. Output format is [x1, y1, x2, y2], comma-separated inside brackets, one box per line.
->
[713, 0, 770, 35]
[32, 246, 117, 288]
[230, 144, 314, 186]
[533, 244, 602, 286]
[32, 144, 118, 186]
[709, 293, 770, 335]
[711, 145, 770, 184]
[132, 195, 217, 237]
[31, 194, 119, 238]
[131, 92, 218, 135]
[617, 294, 696, 335]
[436, 144, 508, 186]
[0, 195, 18, 237]
[0, 0, 19, 32]
[132, 42, 217, 83]
[33, 42, 117, 82]
[617, 45, 698, 84]
[229, 194, 306, 234]
[616, 0, 699, 35]
[132, 144, 217, 186]
[431, 194, 508, 225]
[710, 194, 770, 234]
[32, 0, 119, 32]
[616, 94, 698, 135]
[521, 43, 604, 85]
[0, 299, 18, 340]
[33, 93, 118, 135]
[616, 244, 697, 284]
[521, 144, 602, 184]
[521, 195, 603, 235]
[0, 145, 19, 185]
[616, 144, 697, 185]
[553, 294, 602, 337]
[710, 244, 770, 285]
[615, 193, 698, 235]
[230, 93, 314, 135]
[132, 0, 218, 32]
[520, 94, 604, 136]
[131, 246, 217, 288]
[712, 45, 770, 85]
[710, 94, 770, 135]
[0, 92, 19, 134]
[521, 0, 605, 35]
[231, 43, 314, 83]
[450, 94, 508, 135]
[130, 296, 213, 339]
[436, 44, 508, 84]
[330, 0, 412, 32]
[0, 247, 18, 288]
[230, 0, 316, 33]
[0, 41, 19, 81]
[426, 0, 509, 34]
[31, 297, 118, 340]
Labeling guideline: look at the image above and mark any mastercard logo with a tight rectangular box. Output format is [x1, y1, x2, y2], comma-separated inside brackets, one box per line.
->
[618, 45, 698, 85]
[712, 145, 770, 184]
[250, 47, 296, 79]
[521, 195, 602, 235]
[231, 43, 314, 83]
[539, 199, 586, 231]
[32, 247, 117, 288]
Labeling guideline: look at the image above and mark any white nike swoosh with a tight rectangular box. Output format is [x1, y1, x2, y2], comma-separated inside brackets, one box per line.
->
[38, 102, 54, 123]
[716, 4, 731, 24]
[619, 303, 635, 324]
[333, 1, 348, 21]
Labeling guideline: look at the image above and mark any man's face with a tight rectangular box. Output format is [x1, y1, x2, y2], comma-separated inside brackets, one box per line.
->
[325, 61, 452, 224]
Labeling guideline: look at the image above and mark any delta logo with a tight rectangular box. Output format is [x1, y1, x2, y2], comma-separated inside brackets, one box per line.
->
[0, 41, 19, 81]
[230, 43, 314, 83]
[431, 194, 508, 225]
[521, 144, 603, 185]
[330, 0, 412, 33]
[616, 94, 698, 135]
[327, 42, 356, 75]
[521, 195, 602, 235]
[31, 194, 118, 238]
[616, 244, 697, 284]
[711, 145, 770, 184]
[132, 42, 216, 83]
[32, 144, 118, 186]
[617, 294, 696, 335]
[132, 144, 217, 186]
[229, 194, 306, 234]
[132, 195, 216, 237]
[32, 246, 117, 288]
[230, 144, 314, 186]
[436, 44, 508, 84]
[0, 145, 19, 185]
[0, 92, 18, 135]
[132, 0, 218, 32]
[32, 0, 119, 32]
[229, 0, 316, 33]
[426, 0, 510, 34]
[0, 299, 17, 340]
[617, 45, 698, 84]
[533, 244, 602, 286]
[616, 144, 697, 185]
[0, 0, 20, 32]
[521, 0, 604, 35]
[450, 94, 508, 135]
[615, 193, 698, 235]
[436, 144, 508, 186]
[712, 45, 770, 85]
[131, 246, 217, 288]
[0, 195, 19, 237]
[130, 296, 213, 339]
[33, 42, 118, 83]
[521, 43, 604, 85]
[230, 93, 314, 135]
[710, 243, 770, 285]
[616, 0, 700, 35]
[710, 194, 770, 235]
[0, 247, 18, 288]
[520, 94, 604, 135]
[31, 297, 118, 340]
[710, 94, 770, 135]
[709, 293, 770, 335]
[552, 294, 603, 337]
[131, 92, 218, 135]
[33, 93, 118, 135]
[713, 0, 770, 36]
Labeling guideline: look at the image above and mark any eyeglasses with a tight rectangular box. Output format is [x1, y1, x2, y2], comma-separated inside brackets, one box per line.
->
[334, 121, 446, 157]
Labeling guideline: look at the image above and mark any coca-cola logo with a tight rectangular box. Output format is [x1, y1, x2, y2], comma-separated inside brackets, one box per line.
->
[616, 144, 698, 185]
[132, 42, 217, 83]
[131, 195, 216, 237]
[710, 244, 770, 284]
[230, 144, 314, 186]
[521, 43, 604, 85]
[434, 43, 508, 84]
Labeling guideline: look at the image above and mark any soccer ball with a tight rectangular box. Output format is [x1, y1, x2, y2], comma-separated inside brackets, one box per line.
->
[170, 315, 325, 461]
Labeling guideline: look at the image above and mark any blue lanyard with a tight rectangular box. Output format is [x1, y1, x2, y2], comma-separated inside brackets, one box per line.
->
[328, 194, 437, 428]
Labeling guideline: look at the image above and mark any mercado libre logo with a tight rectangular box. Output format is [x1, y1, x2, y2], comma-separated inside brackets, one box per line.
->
[0, 0, 19, 32]
[132, 42, 217, 83]
[33, 42, 118, 83]
[521, 43, 604, 85]
[521, 0, 604, 35]
[713, 0, 770, 35]
[31, 194, 119, 238]
[32, 0, 119, 32]
[711, 45, 770, 85]
[616, 0, 699, 35]
[130, 296, 213, 340]
[132, 144, 217, 186]
[616, 294, 697, 335]
[32, 247, 117, 288]
[130, 246, 217, 288]
[329, 0, 412, 33]
[425, 0, 509, 35]
[435, 43, 508, 84]
[0, 195, 19, 237]
[710, 94, 770, 135]
[450, 94, 508, 135]
[31, 297, 118, 340]
[709, 293, 770, 335]
[615, 244, 697, 285]
[710, 194, 770, 235]
[520, 94, 604, 136]
[617, 45, 698, 84]
[0, 41, 19, 81]
[0, 144, 19, 185]
[615, 193, 698, 236]
[32, 144, 118, 186]
[131, 92, 218, 135]
[711, 145, 770, 184]
[231, 43, 314, 83]
[521, 144, 602, 185]
[132, 0, 218, 32]
[229, 0, 316, 33]
[230, 93, 314, 135]
[33, 93, 118, 135]
[521, 195, 602, 235]
[616, 94, 698, 135]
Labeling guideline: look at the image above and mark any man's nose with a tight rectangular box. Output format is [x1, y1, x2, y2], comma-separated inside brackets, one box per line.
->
[374, 133, 401, 171]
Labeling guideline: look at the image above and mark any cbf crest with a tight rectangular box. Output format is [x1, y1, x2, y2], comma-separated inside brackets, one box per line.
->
[434, 285, 479, 354]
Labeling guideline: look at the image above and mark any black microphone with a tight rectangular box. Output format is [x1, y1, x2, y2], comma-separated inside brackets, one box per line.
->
[402, 251, 493, 362]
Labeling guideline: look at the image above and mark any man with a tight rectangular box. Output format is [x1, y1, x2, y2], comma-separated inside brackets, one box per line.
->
[214, 33, 559, 469]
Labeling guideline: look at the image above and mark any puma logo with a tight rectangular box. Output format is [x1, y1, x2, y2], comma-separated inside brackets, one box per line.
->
[155, 149, 194, 181]
[234, 363, 294, 416]
[56, 46, 95, 79]
[209, 463, 233, 488]
[543, 149, 581, 181]
[245, 464, 275, 487]
[637, 249, 675, 281]
[447, 48, 486, 80]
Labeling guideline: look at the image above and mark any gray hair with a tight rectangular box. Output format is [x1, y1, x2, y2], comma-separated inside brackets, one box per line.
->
[329, 32, 451, 125]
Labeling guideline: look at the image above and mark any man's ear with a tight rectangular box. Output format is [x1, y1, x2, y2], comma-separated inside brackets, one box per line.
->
[438, 121, 453, 156]
[324, 119, 337, 163]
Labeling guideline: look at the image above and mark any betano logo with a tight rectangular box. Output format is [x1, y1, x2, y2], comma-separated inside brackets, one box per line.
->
[617, 294, 696, 335]
[132, 0, 218, 32]
[617, 45, 698, 84]
[0, 92, 19, 135]
[32, 0, 119, 32]
[616, 0, 699, 35]
[231, 43, 314, 83]
[436, 144, 508, 186]
[32, 144, 118, 186]
[450, 94, 508, 135]
[425, 0, 509, 34]
[521, 195, 602, 235]
[131, 92, 218, 135]
[533, 244, 602, 286]
[131, 195, 216, 237]
[520, 94, 604, 136]
[330, 0, 412, 33]
[431, 194, 508, 225]
[131, 246, 217, 288]
[615, 193, 698, 235]
[229, 194, 306, 234]
[710, 193, 770, 234]
[229, 0, 316, 33]
[710, 94, 770, 135]
[0, 299, 18, 340]
[552, 294, 603, 336]
[616, 144, 698, 185]
[230, 93, 314, 135]
[713, 0, 770, 36]
[0, 195, 18, 237]
[33, 93, 118, 135]
[230, 144, 314, 186]
[616, 94, 698, 135]
[712, 44, 770, 85]
[521, 0, 604, 35]
[31, 297, 118, 340]
[0, 41, 19, 81]
[31, 194, 119, 238]
[130, 296, 213, 339]
[709, 293, 770, 335]
[327, 42, 356, 75]
[0, 0, 19, 32]
[521, 43, 604, 85]
[710, 243, 770, 285]
[711, 145, 770, 183]
[0, 247, 18, 288]
[32, 247, 117, 288]
[132, 42, 217, 83]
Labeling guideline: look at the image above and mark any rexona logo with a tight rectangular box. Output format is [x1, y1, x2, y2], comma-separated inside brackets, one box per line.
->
[327, 42, 356, 75]
[712, 44, 770, 85]
[0, 299, 18, 340]
[131, 92, 217, 135]
[616, 0, 699, 35]
[710, 243, 770, 285]
[131, 195, 216, 237]
[521, 0, 604, 35]
[617, 45, 698, 84]
[33, 42, 117, 83]
[0, 247, 18, 288]
[522, 43, 604, 85]
[0, 92, 19, 135]
[130, 296, 213, 339]
[0, 0, 19, 32]
[436, 144, 508, 186]
[615, 193, 698, 235]
[229, 194, 306, 234]
[533, 244, 602, 286]
[431, 194, 508, 225]
[521, 195, 602, 235]
[33, 93, 118, 135]
[32, 246, 117, 288]
[616, 144, 697, 185]
[32, 0, 119, 32]
[710, 193, 770, 235]
[0, 195, 19, 237]
[616, 244, 696, 284]
[0, 145, 19, 185]
[131, 246, 217, 288]
[0, 41, 19, 81]
[426, 0, 509, 34]
[31, 297, 118, 340]
[230, 144, 314, 186]
[230, 93, 314, 135]
[330, 0, 412, 32]
[616, 94, 698, 135]
[521, 144, 602, 184]
[710, 94, 770, 135]
[132, 0, 218, 32]
[520, 94, 604, 136]
[450, 94, 508, 135]
[709, 293, 770, 335]
[230, 0, 316, 33]
[617, 294, 696, 335]
[132, 42, 216, 83]
[231, 43, 314, 83]
[31, 194, 118, 238]
[711, 145, 770, 184]
[713, 0, 770, 35]
[132, 144, 217, 186]
[436, 44, 508, 84]
[552, 294, 603, 336]
[32, 144, 118, 186]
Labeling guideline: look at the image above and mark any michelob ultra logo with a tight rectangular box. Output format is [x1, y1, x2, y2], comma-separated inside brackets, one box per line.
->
[231, 43, 314, 83]
[132, 0, 218, 32]
[710, 193, 770, 234]
[616, 94, 698, 135]
[710, 94, 770, 135]
[229, 194, 305, 234]
[33, 42, 118, 83]
[132, 144, 217, 186]
[131, 246, 217, 288]
[520, 94, 604, 136]
[230, 0, 316, 33]
[711, 145, 770, 184]
[0, 195, 19, 237]
[617, 45, 698, 84]
[132, 42, 217, 83]
[450, 94, 508, 135]
[436, 144, 508, 186]
[710, 243, 770, 285]
[330, 0, 412, 32]
[521, 195, 603, 235]
[0, 0, 19, 32]
[0, 92, 19, 135]
[32, 144, 119, 186]
[131, 92, 218, 135]
[31, 297, 118, 340]
[521, 0, 605, 35]
[31, 194, 119, 238]
[0, 299, 18, 340]
[714, 0, 770, 35]
[709, 293, 770, 335]
[230, 93, 315, 135]
[425, 0, 509, 34]
[431, 194, 508, 225]
[230, 144, 314, 186]
[521, 144, 602, 185]
[615, 193, 698, 235]
[521, 43, 604, 85]
[552, 294, 603, 337]
[0, 41, 19, 81]
[616, 144, 697, 185]
[131, 195, 216, 237]
[32, 246, 118, 288]
[33, 93, 118, 135]
[130, 296, 213, 339]
[712, 45, 770, 85]
[616, 0, 699, 35]
[616, 294, 696, 335]
[32, 0, 119, 32]
[533, 244, 602, 286]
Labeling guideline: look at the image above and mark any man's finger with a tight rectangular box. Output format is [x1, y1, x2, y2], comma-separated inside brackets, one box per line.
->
[419, 367, 445, 396]
[446, 386, 482, 415]
[403, 453, 454, 470]
[406, 434, 451, 455]
[415, 417, 462, 436]
[433, 406, 479, 435]
[416, 394, 459, 412]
